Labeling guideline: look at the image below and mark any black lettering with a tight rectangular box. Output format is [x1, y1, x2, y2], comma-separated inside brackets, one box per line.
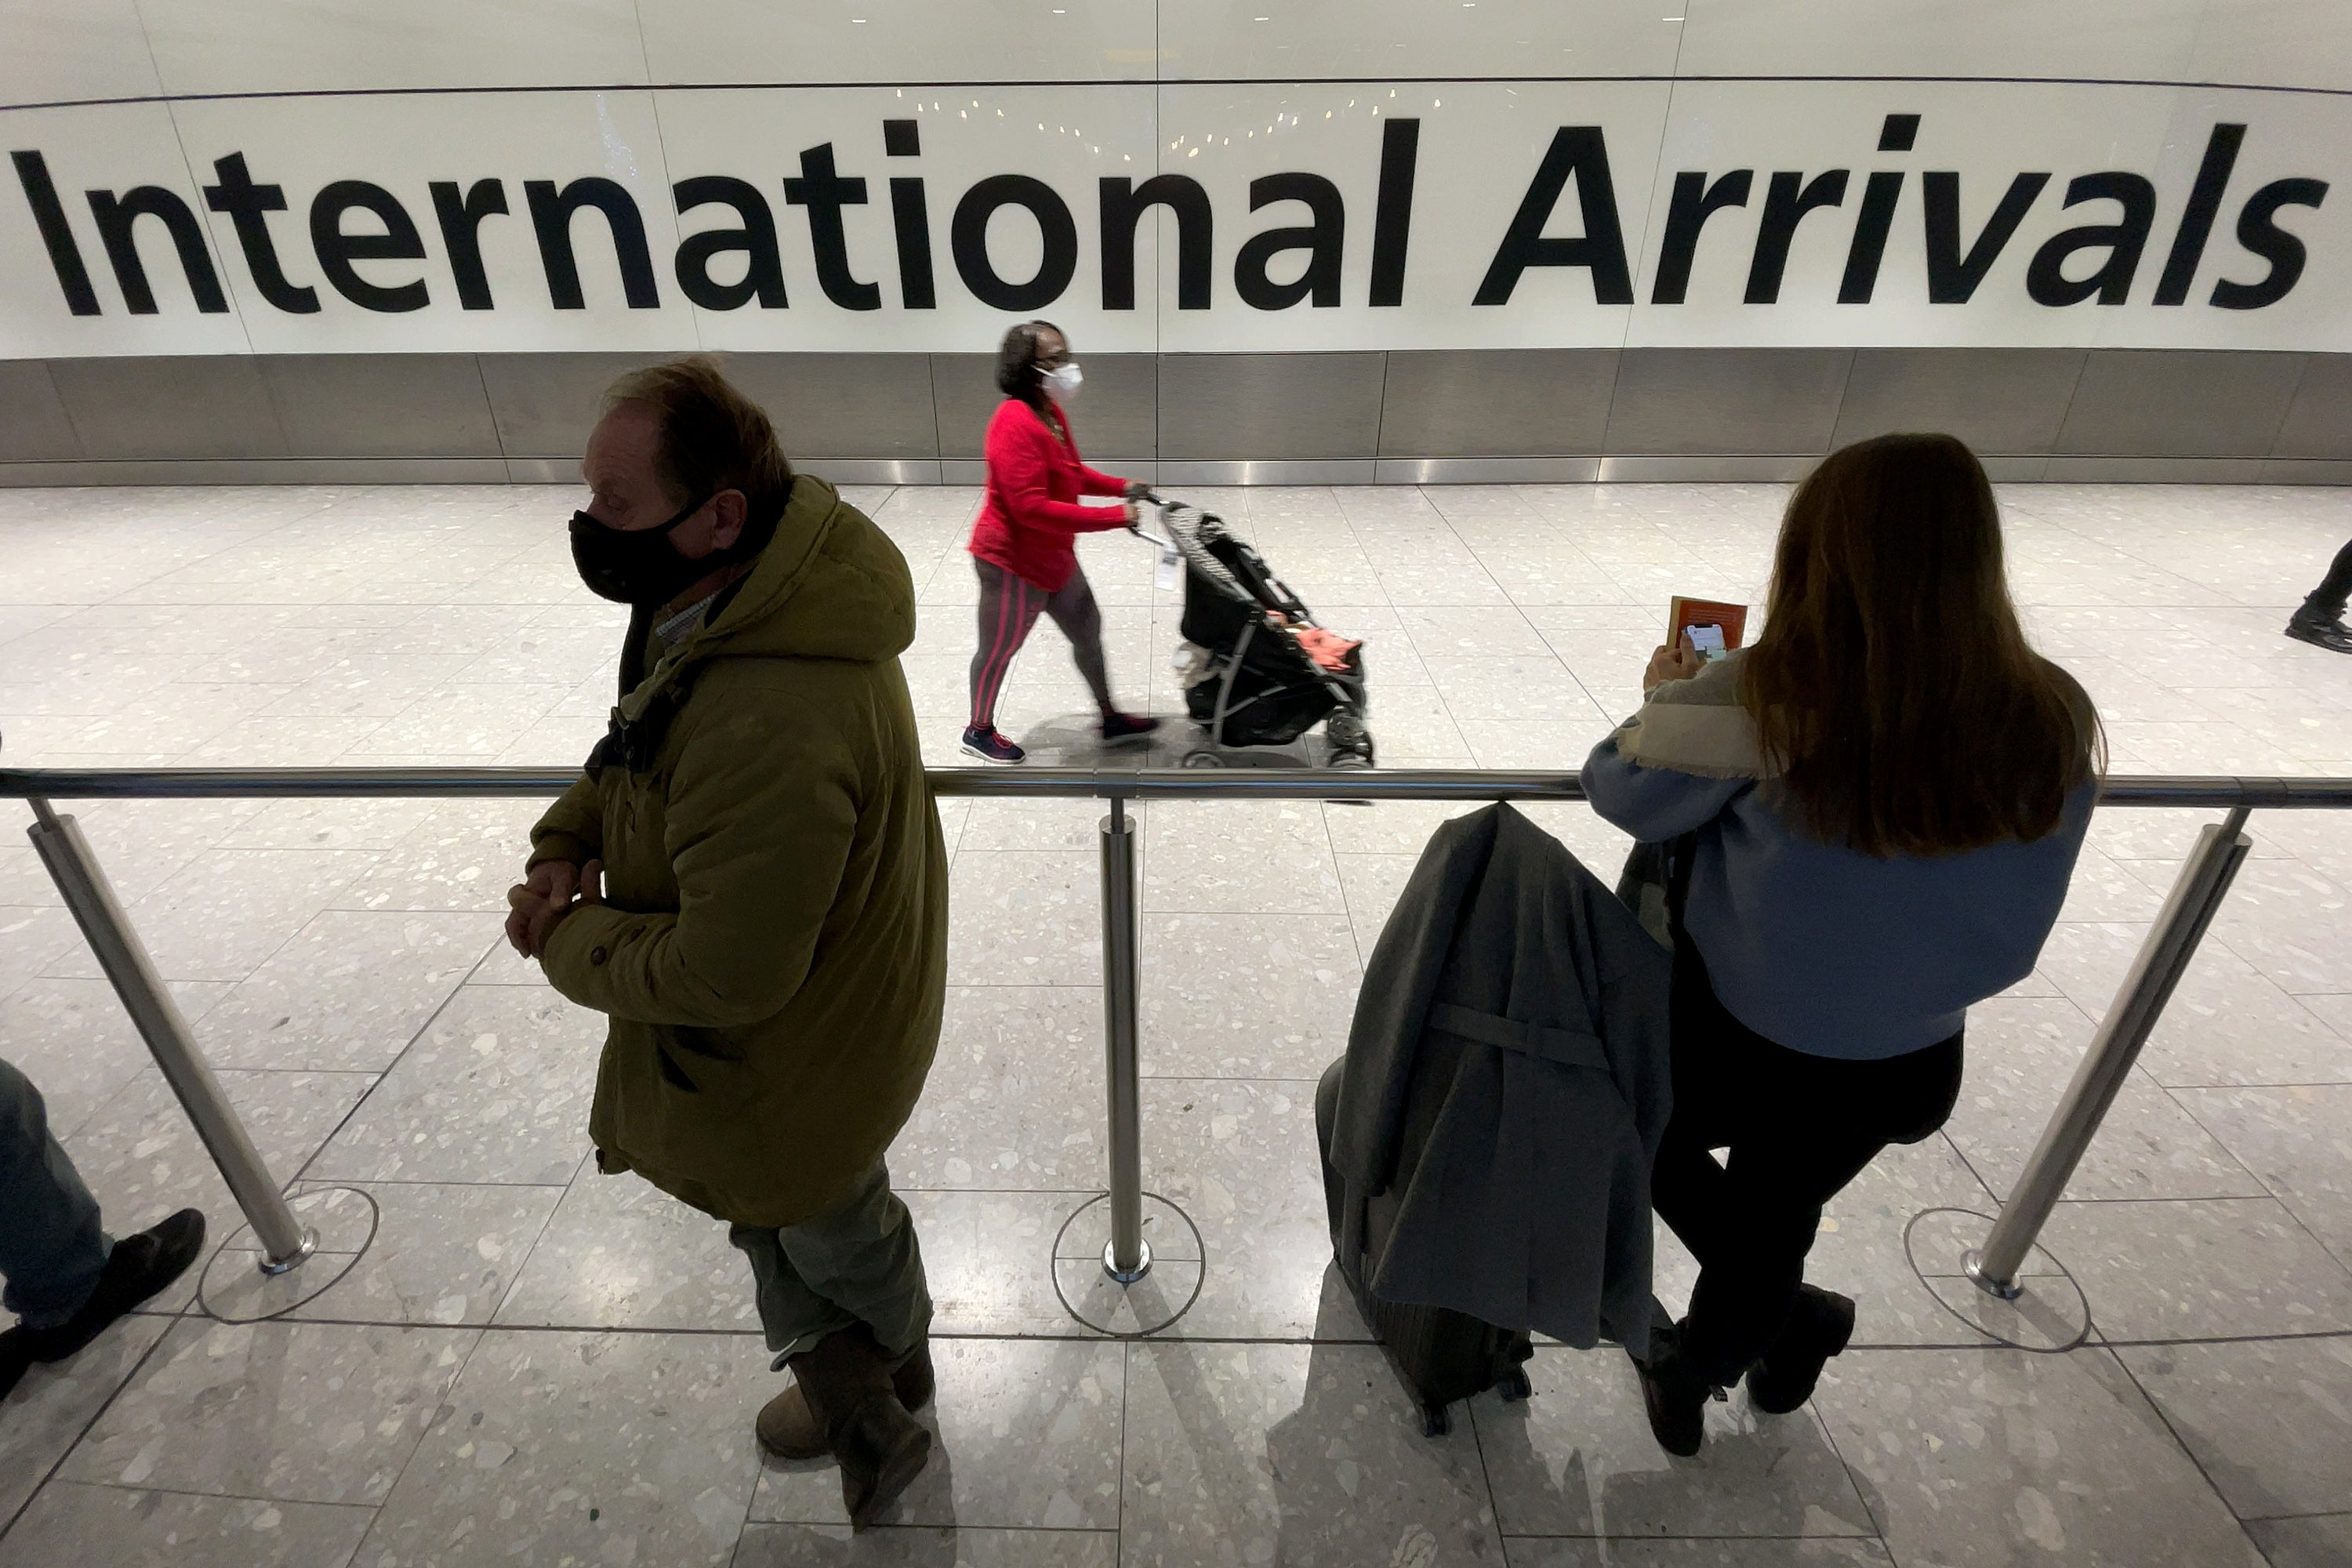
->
[951, 174, 1077, 311]
[202, 152, 318, 314]
[309, 180, 428, 313]
[1878, 114, 1921, 153]
[1922, 170, 2050, 303]
[2026, 172, 2154, 306]
[87, 185, 227, 314]
[2154, 123, 2245, 306]
[1472, 126, 1632, 307]
[1746, 169, 1849, 303]
[671, 176, 786, 310]
[1099, 174, 1210, 310]
[1650, 170, 1751, 305]
[889, 177, 935, 308]
[430, 179, 506, 310]
[782, 143, 880, 311]
[1235, 172, 1344, 310]
[1368, 117, 1420, 307]
[2212, 176, 2328, 310]
[10, 151, 100, 316]
[884, 121, 934, 310]
[1838, 172, 1904, 303]
[524, 177, 659, 310]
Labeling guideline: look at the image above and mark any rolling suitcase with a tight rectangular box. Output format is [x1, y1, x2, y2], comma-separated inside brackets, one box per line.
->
[1314, 1058, 1534, 1438]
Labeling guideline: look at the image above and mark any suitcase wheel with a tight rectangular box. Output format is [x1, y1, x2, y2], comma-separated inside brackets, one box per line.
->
[1497, 1367, 1534, 1403]
[1419, 1403, 1451, 1439]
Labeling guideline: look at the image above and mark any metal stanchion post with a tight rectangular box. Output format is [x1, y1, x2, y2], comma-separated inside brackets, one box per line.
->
[1098, 796, 1151, 1284]
[25, 797, 317, 1273]
[1965, 808, 2252, 1299]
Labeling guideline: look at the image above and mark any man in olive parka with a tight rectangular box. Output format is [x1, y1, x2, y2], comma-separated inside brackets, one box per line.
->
[506, 359, 946, 1528]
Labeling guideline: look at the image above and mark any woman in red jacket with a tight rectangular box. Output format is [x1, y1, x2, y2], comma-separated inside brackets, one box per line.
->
[962, 321, 1162, 764]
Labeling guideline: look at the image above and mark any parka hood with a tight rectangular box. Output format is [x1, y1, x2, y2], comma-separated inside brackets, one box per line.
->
[690, 475, 915, 666]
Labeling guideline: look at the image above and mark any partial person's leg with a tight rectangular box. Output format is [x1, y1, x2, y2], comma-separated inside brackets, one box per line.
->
[737, 1163, 934, 1525]
[730, 1163, 933, 1370]
[1676, 1035, 1965, 1388]
[772, 1162, 933, 1365]
[968, 560, 1045, 732]
[0, 1056, 111, 1330]
[1646, 950, 1744, 1274]
[2301, 537, 2352, 620]
[1043, 565, 1116, 714]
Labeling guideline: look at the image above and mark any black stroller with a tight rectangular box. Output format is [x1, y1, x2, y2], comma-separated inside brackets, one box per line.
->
[1135, 499, 1374, 768]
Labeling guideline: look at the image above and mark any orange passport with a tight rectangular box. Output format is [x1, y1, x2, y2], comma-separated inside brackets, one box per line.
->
[1668, 597, 1748, 661]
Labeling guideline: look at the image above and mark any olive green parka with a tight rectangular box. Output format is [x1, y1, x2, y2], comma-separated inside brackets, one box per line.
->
[529, 477, 947, 1228]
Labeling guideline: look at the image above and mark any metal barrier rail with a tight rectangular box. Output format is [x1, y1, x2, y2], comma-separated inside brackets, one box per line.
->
[6, 765, 2350, 1329]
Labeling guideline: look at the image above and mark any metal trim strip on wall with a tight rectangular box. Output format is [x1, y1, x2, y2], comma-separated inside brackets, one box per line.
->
[7, 454, 2352, 488]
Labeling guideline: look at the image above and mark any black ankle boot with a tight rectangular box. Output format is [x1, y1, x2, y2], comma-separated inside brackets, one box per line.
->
[1744, 1285, 1856, 1415]
[1628, 1325, 1719, 1457]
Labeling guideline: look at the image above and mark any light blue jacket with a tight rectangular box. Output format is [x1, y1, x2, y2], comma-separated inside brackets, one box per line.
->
[1581, 728, 2092, 1060]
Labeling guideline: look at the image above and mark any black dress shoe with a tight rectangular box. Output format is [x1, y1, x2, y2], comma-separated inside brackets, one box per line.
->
[15, 1210, 206, 1367]
[2285, 614, 2352, 655]
[1628, 1324, 1719, 1457]
[1745, 1284, 1857, 1415]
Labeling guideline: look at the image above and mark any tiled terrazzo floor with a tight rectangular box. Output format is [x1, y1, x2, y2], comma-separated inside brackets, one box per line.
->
[2, 479, 2351, 1566]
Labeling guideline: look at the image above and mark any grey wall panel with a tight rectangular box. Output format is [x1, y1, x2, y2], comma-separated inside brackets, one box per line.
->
[45, 355, 289, 461]
[256, 354, 503, 458]
[718, 354, 938, 461]
[0, 361, 82, 462]
[1831, 348, 2085, 456]
[1377, 349, 1617, 457]
[474, 352, 673, 457]
[930, 352, 1156, 461]
[929, 354, 999, 459]
[1602, 349, 1853, 456]
[0, 458, 513, 486]
[1157, 353, 1385, 461]
[2272, 354, 2352, 460]
[2055, 350, 2303, 457]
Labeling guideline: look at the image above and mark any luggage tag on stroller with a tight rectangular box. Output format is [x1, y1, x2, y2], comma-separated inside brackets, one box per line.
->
[1154, 540, 1181, 592]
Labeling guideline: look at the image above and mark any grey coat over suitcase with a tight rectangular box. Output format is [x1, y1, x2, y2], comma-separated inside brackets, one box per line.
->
[1327, 802, 1674, 1356]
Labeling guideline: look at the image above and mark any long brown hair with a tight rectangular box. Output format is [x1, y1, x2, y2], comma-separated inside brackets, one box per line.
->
[1740, 433, 2103, 856]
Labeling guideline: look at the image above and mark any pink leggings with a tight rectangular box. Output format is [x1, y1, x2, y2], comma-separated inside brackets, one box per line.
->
[969, 558, 1112, 729]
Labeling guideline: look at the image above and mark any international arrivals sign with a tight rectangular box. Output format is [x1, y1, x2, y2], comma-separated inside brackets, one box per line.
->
[2, 78, 2343, 358]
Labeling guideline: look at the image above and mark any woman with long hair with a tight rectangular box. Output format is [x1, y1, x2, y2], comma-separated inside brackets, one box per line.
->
[961, 320, 1160, 764]
[1583, 433, 2103, 1455]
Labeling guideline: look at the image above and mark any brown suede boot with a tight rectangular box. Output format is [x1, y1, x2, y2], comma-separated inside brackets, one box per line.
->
[757, 1333, 935, 1463]
[782, 1328, 931, 1527]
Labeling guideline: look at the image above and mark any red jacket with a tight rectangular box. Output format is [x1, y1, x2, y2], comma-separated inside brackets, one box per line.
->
[969, 397, 1130, 592]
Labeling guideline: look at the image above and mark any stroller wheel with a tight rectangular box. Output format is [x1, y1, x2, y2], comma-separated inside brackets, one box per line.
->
[1180, 749, 1225, 769]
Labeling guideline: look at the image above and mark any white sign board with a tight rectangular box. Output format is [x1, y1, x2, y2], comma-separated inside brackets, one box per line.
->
[3, 22, 2346, 357]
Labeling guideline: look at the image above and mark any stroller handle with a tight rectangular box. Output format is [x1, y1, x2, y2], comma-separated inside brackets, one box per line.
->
[1127, 489, 1179, 551]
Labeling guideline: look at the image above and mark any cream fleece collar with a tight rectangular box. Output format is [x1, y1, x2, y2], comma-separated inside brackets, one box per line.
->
[1612, 649, 1775, 780]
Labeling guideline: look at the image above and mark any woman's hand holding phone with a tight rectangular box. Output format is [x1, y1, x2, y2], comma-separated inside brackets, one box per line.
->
[1644, 642, 1708, 694]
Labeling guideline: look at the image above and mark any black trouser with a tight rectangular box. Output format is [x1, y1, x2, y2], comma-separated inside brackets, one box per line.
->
[2299, 536, 2352, 622]
[1650, 939, 1964, 1387]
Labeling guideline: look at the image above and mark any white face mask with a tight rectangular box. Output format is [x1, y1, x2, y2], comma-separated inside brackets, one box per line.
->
[1043, 362, 1083, 402]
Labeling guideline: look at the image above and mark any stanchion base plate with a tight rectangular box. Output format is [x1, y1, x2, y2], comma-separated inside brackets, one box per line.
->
[1053, 1192, 1204, 1337]
[1904, 1207, 2092, 1353]
[199, 1185, 380, 1324]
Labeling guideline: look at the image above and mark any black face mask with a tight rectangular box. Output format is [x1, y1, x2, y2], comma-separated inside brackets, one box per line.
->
[568, 494, 714, 606]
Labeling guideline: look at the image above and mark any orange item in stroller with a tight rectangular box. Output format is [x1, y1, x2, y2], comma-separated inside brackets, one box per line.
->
[1289, 623, 1363, 673]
